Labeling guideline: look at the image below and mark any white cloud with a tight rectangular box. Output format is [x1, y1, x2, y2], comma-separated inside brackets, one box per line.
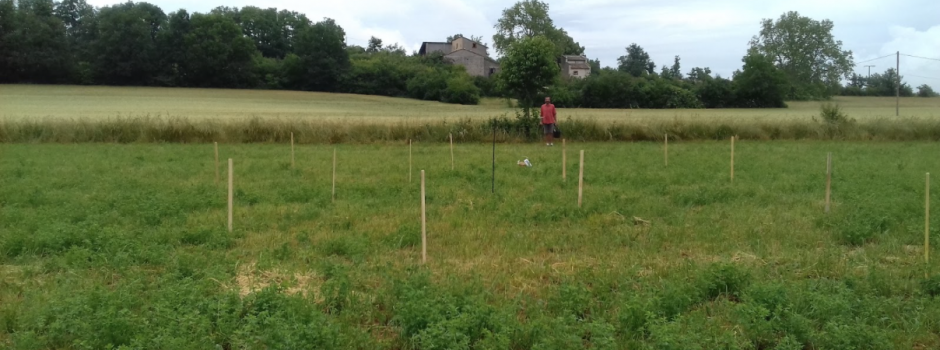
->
[878, 25, 940, 89]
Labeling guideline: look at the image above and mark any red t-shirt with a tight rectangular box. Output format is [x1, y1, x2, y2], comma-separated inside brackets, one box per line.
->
[540, 104, 556, 124]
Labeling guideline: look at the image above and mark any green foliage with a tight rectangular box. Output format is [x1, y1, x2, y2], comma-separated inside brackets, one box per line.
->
[917, 84, 938, 98]
[92, 2, 168, 85]
[828, 205, 892, 246]
[699, 263, 751, 300]
[497, 35, 559, 112]
[750, 11, 854, 100]
[492, 0, 584, 57]
[819, 103, 850, 124]
[617, 43, 656, 77]
[860, 68, 914, 97]
[921, 275, 940, 297]
[284, 18, 349, 91]
[734, 52, 788, 108]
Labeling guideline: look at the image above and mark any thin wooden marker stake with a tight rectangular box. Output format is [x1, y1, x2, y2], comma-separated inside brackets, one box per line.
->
[562, 139, 567, 181]
[409, 139, 413, 183]
[449, 133, 455, 170]
[825, 152, 832, 213]
[421, 170, 427, 264]
[664, 134, 669, 167]
[332, 148, 337, 202]
[924, 173, 930, 268]
[227, 158, 233, 232]
[730, 136, 735, 183]
[290, 132, 295, 168]
[578, 150, 585, 208]
[214, 142, 219, 184]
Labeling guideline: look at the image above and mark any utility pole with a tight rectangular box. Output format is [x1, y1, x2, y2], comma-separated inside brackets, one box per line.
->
[896, 51, 900, 117]
[864, 65, 875, 80]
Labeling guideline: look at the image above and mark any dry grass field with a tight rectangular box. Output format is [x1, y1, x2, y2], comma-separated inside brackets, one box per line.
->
[2, 84, 939, 123]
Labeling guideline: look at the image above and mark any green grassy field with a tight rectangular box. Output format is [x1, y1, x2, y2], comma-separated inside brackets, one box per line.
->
[2, 141, 940, 349]
[2, 84, 940, 122]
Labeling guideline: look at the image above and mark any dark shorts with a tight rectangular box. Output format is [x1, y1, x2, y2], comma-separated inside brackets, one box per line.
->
[542, 123, 555, 135]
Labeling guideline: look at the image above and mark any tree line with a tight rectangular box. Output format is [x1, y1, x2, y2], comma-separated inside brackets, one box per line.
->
[1, 0, 935, 108]
[0, 0, 483, 104]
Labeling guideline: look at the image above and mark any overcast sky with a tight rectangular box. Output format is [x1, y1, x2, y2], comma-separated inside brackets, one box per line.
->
[90, 0, 940, 88]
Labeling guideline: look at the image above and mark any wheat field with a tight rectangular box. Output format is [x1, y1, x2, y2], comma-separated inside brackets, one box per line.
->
[2, 84, 939, 123]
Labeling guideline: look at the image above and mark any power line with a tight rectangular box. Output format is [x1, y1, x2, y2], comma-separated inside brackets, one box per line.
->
[856, 54, 894, 65]
[902, 54, 940, 62]
[905, 74, 940, 82]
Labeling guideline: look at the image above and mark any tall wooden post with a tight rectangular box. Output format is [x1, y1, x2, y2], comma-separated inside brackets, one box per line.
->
[409, 139, 413, 183]
[926, 173, 931, 269]
[825, 152, 832, 213]
[578, 150, 585, 208]
[227, 158, 233, 232]
[214, 142, 220, 184]
[730, 136, 735, 183]
[449, 133, 454, 171]
[421, 170, 427, 264]
[664, 134, 668, 167]
[562, 139, 567, 181]
[332, 148, 337, 202]
[290, 132, 295, 168]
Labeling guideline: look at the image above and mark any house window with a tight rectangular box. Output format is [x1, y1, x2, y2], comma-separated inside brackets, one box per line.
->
[489, 68, 495, 76]
[573, 70, 579, 76]
[472, 43, 477, 48]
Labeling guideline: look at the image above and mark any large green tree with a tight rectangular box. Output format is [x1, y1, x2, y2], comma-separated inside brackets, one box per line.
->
[498, 35, 559, 117]
[0, 0, 16, 82]
[93, 1, 167, 85]
[749, 11, 854, 99]
[492, 0, 583, 57]
[617, 43, 655, 77]
[732, 52, 787, 108]
[5, 0, 71, 83]
[866, 68, 913, 97]
[176, 13, 257, 87]
[282, 18, 349, 91]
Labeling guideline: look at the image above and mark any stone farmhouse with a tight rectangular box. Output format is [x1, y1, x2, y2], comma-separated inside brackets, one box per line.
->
[559, 55, 591, 79]
[419, 37, 592, 80]
[418, 37, 500, 78]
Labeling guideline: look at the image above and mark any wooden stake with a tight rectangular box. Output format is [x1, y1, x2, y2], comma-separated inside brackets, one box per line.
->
[227, 158, 233, 232]
[664, 134, 668, 167]
[290, 132, 295, 168]
[421, 170, 427, 264]
[449, 133, 454, 171]
[332, 148, 337, 202]
[409, 139, 413, 183]
[924, 173, 930, 268]
[214, 142, 219, 184]
[562, 139, 567, 181]
[730, 136, 735, 183]
[578, 150, 585, 208]
[825, 152, 832, 214]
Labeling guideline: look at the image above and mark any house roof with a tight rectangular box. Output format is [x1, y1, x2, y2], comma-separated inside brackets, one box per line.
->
[445, 48, 499, 64]
[451, 36, 488, 48]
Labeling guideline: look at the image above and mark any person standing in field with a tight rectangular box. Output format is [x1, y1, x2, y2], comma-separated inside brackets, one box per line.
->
[540, 96, 557, 146]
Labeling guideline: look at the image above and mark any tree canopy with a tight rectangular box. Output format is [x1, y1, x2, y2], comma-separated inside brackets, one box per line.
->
[492, 0, 583, 57]
[498, 35, 559, 114]
[617, 44, 656, 77]
[749, 11, 854, 100]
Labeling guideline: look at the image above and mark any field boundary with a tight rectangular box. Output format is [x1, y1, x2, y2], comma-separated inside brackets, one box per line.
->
[2, 116, 940, 143]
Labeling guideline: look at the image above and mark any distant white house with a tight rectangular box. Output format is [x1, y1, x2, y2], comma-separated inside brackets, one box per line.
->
[560, 55, 591, 79]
